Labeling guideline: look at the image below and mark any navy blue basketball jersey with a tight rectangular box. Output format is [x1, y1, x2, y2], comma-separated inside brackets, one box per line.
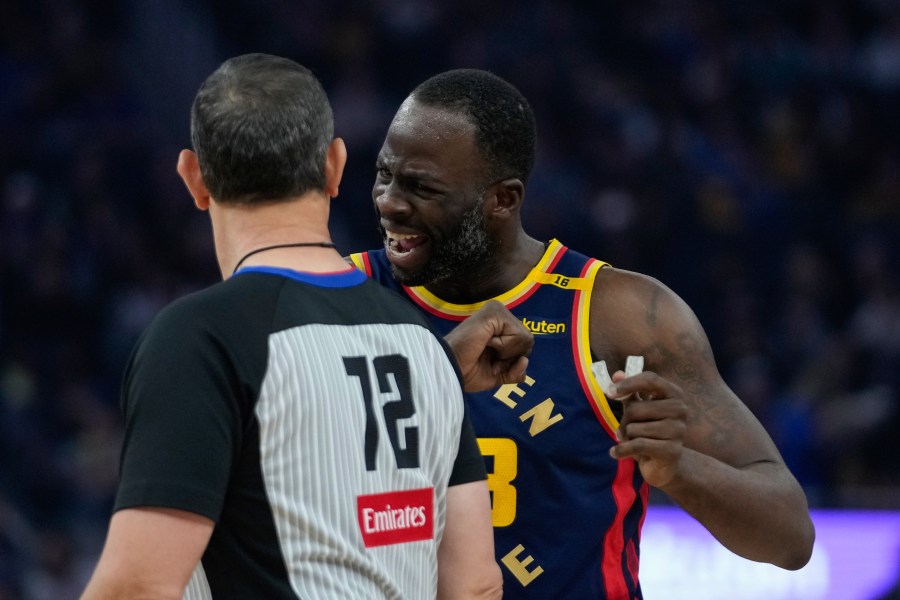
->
[350, 239, 648, 599]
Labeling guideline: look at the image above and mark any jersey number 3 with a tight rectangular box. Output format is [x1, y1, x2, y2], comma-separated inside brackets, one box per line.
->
[344, 355, 419, 471]
[478, 438, 518, 527]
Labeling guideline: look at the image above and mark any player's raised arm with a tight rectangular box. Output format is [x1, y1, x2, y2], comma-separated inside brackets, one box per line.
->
[593, 267, 815, 570]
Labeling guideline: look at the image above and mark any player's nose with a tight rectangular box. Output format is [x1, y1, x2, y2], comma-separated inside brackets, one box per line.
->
[374, 181, 413, 219]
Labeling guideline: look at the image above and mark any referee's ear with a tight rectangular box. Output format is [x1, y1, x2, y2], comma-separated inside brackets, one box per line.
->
[324, 138, 347, 199]
[177, 149, 212, 211]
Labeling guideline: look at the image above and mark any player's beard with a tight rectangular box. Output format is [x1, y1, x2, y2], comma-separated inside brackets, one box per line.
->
[391, 198, 497, 287]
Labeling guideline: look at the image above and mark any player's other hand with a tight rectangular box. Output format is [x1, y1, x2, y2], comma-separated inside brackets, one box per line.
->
[445, 300, 533, 392]
[606, 370, 689, 489]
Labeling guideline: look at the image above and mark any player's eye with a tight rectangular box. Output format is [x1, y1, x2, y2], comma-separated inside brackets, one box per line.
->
[412, 181, 435, 194]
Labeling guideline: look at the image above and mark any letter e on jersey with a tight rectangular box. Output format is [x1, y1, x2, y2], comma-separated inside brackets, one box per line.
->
[357, 487, 434, 547]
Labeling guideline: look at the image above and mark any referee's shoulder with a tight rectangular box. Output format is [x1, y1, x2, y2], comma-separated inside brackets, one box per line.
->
[141, 280, 238, 337]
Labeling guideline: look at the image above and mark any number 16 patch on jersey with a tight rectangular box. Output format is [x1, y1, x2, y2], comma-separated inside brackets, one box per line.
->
[357, 487, 434, 547]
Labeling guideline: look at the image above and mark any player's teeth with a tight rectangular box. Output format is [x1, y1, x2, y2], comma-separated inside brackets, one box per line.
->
[387, 231, 417, 240]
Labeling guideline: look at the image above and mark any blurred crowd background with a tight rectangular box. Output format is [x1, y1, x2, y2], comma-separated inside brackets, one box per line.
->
[1, 0, 899, 597]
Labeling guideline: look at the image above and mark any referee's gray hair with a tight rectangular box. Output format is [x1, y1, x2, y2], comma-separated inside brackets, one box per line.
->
[190, 53, 333, 204]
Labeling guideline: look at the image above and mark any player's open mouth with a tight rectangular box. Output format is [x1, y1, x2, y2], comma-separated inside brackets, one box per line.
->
[385, 230, 429, 267]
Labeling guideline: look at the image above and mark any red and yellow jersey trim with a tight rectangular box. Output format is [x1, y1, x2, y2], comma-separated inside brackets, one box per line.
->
[398, 239, 572, 320]
[351, 241, 619, 435]
[348, 252, 371, 275]
[571, 258, 619, 438]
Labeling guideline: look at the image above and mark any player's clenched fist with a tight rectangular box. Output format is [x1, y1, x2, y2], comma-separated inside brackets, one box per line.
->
[445, 300, 534, 392]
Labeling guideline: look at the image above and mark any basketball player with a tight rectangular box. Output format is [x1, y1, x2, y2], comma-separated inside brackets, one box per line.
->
[350, 69, 816, 598]
[80, 55, 531, 599]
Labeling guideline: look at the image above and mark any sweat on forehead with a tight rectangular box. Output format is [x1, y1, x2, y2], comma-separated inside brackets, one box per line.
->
[379, 101, 486, 184]
[392, 98, 477, 137]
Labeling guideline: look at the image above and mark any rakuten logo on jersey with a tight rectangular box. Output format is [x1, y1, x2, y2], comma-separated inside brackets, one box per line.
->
[357, 487, 434, 548]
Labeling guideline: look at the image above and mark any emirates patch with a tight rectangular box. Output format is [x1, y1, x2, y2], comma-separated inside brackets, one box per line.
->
[357, 487, 434, 547]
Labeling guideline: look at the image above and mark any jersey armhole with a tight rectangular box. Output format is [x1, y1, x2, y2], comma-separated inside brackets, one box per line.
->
[572, 260, 620, 439]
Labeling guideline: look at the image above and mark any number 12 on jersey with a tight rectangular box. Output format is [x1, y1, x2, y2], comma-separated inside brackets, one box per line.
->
[477, 438, 518, 527]
[344, 355, 419, 471]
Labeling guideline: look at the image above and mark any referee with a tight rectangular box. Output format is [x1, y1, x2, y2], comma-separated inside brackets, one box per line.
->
[80, 53, 526, 599]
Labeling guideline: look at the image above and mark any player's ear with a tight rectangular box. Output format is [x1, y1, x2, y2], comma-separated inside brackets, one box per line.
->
[324, 138, 347, 199]
[486, 178, 524, 220]
[176, 150, 212, 211]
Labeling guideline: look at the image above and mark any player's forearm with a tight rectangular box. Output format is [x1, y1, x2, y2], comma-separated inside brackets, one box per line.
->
[438, 481, 504, 599]
[659, 448, 815, 570]
[81, 570, 185, 600]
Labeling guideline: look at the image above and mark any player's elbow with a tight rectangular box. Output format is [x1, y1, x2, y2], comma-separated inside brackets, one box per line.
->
[466, 565, 504, 600]
[776, 544, 814, 571]
[81, 573, 186, 600]
[438, 563, 503, 600]
[776, 518, 816, 571]
[478, 564, 504, 600]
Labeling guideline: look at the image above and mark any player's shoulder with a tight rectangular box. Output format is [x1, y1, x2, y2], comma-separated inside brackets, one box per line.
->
[595, 265, 669, 295]
[593, 265, 694, 320]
